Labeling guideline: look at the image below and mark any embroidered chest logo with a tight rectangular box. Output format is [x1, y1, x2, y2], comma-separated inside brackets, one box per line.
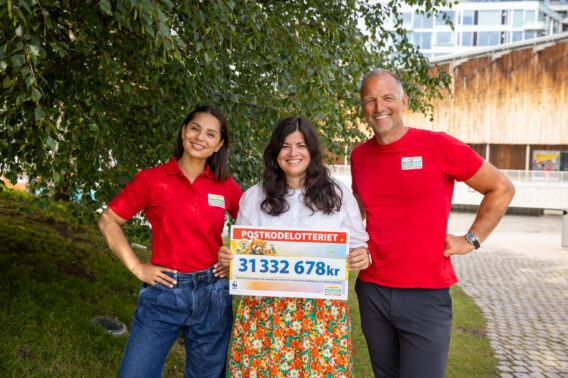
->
[208, 194, 225, 208]
[401, 156, 423, 170]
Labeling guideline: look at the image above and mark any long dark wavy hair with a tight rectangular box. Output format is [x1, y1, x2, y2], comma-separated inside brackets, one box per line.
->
[261, 116, 342, 216]
[174, 105, 229, 182]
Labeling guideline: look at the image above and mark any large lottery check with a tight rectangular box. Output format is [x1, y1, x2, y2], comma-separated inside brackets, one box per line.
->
[229, 226, 349, 300]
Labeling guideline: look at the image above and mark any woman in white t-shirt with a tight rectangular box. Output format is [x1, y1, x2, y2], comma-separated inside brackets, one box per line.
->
[218, 116, 370, 377]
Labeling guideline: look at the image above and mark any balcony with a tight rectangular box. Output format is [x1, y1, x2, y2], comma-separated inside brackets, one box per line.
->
[524, 20, 547, 31]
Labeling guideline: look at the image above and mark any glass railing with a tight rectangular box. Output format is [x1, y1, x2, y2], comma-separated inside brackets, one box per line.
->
[329, 165, 568, 184]
[501, 170, 568, 183]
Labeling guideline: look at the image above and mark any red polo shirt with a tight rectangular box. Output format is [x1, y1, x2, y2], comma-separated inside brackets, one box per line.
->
[109, 157, 242, 272]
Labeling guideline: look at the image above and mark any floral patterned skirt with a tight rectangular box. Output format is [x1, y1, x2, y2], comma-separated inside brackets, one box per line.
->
[228, 296, 354, 377]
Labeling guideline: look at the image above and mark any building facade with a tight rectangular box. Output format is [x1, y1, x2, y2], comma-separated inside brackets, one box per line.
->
[404, 32, 568, 173]
[397, 0, 567, 58]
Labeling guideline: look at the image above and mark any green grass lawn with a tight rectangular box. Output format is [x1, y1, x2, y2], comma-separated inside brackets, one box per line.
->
[0, 190, 497, 376]
[347, 272, 497, 377]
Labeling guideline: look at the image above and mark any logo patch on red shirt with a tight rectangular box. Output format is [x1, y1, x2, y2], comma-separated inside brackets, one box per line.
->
[208, 194, 225, 208]
[401, 156, 423, 170]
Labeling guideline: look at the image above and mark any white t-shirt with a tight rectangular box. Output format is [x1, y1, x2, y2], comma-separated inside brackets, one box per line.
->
[236, 180, 368, 248]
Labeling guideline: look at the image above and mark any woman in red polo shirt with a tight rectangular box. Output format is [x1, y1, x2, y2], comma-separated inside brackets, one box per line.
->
[98, 105, 242, 378]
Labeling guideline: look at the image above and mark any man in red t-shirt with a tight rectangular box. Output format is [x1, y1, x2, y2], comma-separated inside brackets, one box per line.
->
[351, 69, 515, 378]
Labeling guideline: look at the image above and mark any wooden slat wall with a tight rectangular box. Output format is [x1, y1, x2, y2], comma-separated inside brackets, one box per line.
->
[405, 40, 568, 145]
[468, 144, 487, 159]
[487, 144, 527, 169]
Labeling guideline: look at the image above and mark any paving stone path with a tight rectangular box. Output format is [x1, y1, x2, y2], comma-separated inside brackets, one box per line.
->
[449, 213, 568, 378]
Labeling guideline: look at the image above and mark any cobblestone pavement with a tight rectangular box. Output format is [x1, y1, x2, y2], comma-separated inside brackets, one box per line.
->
[448, 212, 568, 377]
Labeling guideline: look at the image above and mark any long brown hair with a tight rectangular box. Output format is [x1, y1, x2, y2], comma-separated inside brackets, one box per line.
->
[261, 116, 342, 216]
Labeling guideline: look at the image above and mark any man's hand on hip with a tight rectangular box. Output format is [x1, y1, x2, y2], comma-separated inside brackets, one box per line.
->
[444, 233, 476, 257]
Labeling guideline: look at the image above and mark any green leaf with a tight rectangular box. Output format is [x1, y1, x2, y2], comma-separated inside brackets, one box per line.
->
[46, 136, 56, 150]
[2, 76, 13, 89]
[145, 25, 155, 37]
[11, 54, 25, 67]
[32, 88, 41, 102]
[34, 106, 45, 121]
[99, 0, 112, 16]
[158, 22, 169, 37]
[25, 75, 33, 88]
[28, 44, 40, 57]
[162, 0, 174, 10]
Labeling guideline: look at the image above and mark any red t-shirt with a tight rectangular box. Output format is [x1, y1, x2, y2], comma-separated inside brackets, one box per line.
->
[351, 128, 484, 288]
[109, 157, 242, 272]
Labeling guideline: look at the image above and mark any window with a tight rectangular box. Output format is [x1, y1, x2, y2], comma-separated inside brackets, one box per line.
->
[525, 31, 535, 39]
[413, 32, 432, 49]
[512, 31, 522, 42]
[413, 13, 433, 28]
[435, 11, 455, 25]
[478, 10, 501, 26]
[461, 32, 474, 46]
[526, 10, 535, 22]
[513, 10, 524, 27]
[463, 10, 474, 25]
[402, 12, 412, 26]
[478, 31, 500, 46]
[435, 32, 453, 45]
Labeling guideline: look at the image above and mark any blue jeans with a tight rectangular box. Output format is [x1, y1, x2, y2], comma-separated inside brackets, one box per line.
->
[119, 266, 232, 378]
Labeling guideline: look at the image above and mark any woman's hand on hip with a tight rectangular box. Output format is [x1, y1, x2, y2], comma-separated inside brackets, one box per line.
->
[132, 262, 177, 287]
[214, 246, 232, 278]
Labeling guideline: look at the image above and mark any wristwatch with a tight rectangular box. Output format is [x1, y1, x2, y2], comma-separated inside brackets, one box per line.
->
[465, 231, 480, 249]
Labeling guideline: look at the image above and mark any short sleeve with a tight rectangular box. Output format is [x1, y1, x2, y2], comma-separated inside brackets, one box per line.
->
[236, 184, 261, 226]
[439, 133, 484, 182]
[224, 177, 243, 220]
[336, 181, 368, 248]
[108, 170, 152, 220]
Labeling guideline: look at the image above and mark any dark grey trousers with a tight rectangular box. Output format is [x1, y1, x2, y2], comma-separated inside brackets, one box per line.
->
[355, 279, 453, 378]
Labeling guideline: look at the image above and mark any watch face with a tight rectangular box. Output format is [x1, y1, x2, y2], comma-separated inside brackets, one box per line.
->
[465, 232, 480, 248]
